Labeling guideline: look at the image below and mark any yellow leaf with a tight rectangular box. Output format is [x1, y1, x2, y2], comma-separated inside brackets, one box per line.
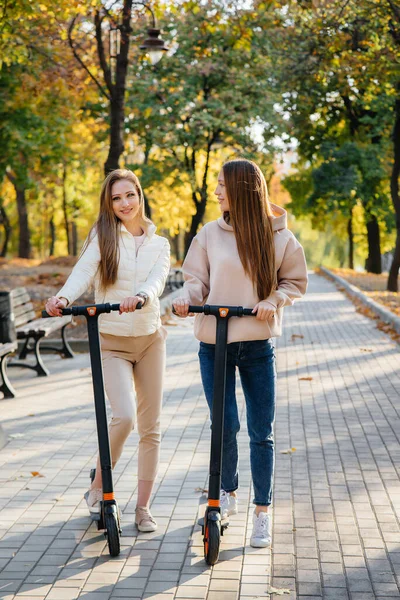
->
[280, 448, 296, 455]
[31, 471, 44, 477]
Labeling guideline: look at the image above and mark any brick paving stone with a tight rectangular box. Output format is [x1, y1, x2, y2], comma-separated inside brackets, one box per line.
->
[1, 274, 399, 600]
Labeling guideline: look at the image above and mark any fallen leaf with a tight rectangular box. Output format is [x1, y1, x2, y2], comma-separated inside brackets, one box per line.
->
[27, 414, 35, 417]
[359, 348, 372, 352]
[299, 377, 313, 381]
[292, 528, 297, 531]
[194, 487, 208, 494]
[269, 587, 292, 595]
[291, 334, 304, 341]
[53, 496, 63, 502]
[280, 448, 297, 455]
[30, 471, 44, 478]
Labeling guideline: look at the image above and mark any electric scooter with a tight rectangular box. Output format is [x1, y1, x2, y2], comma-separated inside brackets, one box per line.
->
[42, 302, 142, 557]
[174, 304, 255, 565]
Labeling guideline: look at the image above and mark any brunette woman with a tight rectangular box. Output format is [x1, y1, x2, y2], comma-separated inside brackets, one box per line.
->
[173, 159, 307, 547]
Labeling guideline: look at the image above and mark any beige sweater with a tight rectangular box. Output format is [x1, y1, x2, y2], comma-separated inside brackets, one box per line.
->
[181, 204, 308, 344]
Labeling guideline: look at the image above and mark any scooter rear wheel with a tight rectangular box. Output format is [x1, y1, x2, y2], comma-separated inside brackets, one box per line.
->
[105, 512, 120, 557]
[204, 518, 220, 565]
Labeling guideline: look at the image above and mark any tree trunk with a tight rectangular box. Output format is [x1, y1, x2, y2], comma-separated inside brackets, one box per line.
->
[184, 145, 212, 256]
[143, 192, 152, 219]
[49, 216, 55, 256]
[71, 221, 78, 256]
[365, 215, 382, 274]
[184, 190, 207, 256]
[104, 97, 125, 174]
[0, 205, 11, 257]
[62, 164, 71, 254]
[5, 171, 31, 258]
[103, 1, 131, 175]
[388, 87, 400, 291]
[171, 232, 181, 263]
[347, 212, 354, 270]
[16, 185, 31, 258]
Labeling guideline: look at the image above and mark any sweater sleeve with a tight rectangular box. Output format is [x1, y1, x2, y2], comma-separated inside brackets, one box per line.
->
[56, 234, 100, 305]
[181, 237, 210, 306]
[266, 241, 308, 309]
[136, 239, 171, 304]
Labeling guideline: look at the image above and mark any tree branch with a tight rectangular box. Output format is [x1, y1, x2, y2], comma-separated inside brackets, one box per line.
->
[94, 10, 113, 95]
[68, 15, 111, 100]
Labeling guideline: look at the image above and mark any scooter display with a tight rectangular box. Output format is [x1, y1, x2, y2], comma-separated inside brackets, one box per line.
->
[42, 302, 142, 557]
[175, 304, 255, 565]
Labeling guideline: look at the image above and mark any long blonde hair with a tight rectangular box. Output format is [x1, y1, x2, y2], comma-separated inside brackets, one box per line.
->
[84, 169, 152, 290]
[222, 159, 276, 300]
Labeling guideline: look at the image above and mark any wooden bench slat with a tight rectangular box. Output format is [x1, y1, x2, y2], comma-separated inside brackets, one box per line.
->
[15, 311, 36, 328]
[14, 302, 34, 318]
[0, 341, 18, 356]
[16, 315, 71, 336]
[10, 287, 28, 299]
[12, 293, 31, 309]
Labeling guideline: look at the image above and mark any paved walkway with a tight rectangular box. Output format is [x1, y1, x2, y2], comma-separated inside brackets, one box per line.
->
[0, 273, 399, 600]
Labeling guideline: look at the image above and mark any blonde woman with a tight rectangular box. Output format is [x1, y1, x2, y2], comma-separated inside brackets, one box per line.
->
[45, 169, 170, 532]
[174, 159, 307, 547]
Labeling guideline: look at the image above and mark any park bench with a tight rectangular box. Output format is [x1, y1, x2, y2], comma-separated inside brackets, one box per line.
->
[165, 268, 184, 294]
[7, 287, 74, 377]
[0, 341, 18, 398]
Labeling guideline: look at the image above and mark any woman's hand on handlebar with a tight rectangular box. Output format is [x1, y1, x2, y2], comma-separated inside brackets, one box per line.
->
[119, 296, 143, 313]
[172, 298, 194, 318]
[252, 300, 276, 321]
[45, 296, 67, 317]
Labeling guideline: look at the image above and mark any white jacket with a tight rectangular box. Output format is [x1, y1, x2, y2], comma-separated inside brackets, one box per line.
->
[57, 222, 170, 337]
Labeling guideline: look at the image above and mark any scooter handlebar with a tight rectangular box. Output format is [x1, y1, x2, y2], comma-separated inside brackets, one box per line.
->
[173, 304, 256, 317]
[42, 302, 142, 318]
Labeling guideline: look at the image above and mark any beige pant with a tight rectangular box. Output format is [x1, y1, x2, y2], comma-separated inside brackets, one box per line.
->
[100, 327, 166, 482]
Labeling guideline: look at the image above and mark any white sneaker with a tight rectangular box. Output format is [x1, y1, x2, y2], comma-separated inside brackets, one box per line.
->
[250, 511, 272, 548]
[135, 506, 158, 532]
[220, 490, 238, 519]
[84, 488, 102, 514]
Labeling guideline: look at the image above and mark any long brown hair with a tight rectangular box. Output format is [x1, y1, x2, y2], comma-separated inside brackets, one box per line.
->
[84, 169, 151, 290]
[222, 159, 276, 300]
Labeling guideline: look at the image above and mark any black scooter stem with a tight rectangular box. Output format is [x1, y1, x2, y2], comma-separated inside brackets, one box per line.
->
[208, 316, 229, 503]
[184, 304, 256, 506]
[41, 301, 141, 501]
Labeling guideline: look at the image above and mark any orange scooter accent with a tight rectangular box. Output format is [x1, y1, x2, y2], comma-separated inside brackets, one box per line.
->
[219, 308, 229, 317]
[87, 306, 97, 316]
[208, 499, 220, 508]
[103, 492, 115, 501]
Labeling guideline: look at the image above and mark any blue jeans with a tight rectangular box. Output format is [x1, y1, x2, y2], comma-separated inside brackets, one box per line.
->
[199, 339, 276, 506]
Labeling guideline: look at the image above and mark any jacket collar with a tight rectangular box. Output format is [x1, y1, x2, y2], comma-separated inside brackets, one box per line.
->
[120, 220, 157, 238]
[217, 202, 287, 232]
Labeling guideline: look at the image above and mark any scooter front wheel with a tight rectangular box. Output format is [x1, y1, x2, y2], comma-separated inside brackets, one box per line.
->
[204, 517, 220, 565]
[105, 512, 121, 557]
